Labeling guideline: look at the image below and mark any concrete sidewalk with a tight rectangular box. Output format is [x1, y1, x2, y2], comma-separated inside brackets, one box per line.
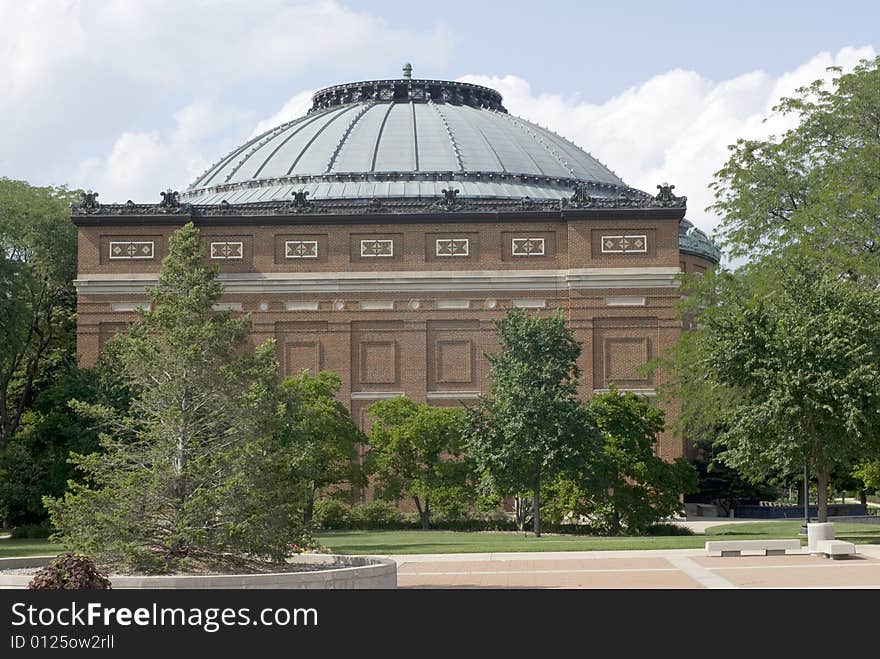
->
[389, 545, 880, 589]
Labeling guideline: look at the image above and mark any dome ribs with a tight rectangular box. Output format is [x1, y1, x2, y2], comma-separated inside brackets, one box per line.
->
[429, 101, 464, 171]
[249, 110, 337, 181]
[498, 111, 578, 179]
[370, 102, 396, 172]
[284, 105, 357, 177]
[325, 102, 374, 174]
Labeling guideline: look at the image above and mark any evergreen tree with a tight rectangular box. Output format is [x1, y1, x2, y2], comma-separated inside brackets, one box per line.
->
[45, 222, 310, 571]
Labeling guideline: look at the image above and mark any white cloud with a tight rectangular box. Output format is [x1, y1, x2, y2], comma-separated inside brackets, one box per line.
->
[0, 0, 455, 198]
[459, 45, 876, 241]
[249, 90, 315, 138]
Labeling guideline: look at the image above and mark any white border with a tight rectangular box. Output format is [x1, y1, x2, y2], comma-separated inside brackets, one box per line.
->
[285, 240, 319, 259]
[210, 241, 244, 260]
[600, 234, 648, 254]
[435, 238, 469, 257]
[360, 239, 394, 257]
[109, 241, 154, 260]
[511, 237, 545, 256]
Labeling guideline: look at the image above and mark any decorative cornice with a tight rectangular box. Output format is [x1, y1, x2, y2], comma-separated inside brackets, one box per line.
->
[71, 180, 688, 224]
[309, 78, 507, 113]
[74, 267, 682, 295]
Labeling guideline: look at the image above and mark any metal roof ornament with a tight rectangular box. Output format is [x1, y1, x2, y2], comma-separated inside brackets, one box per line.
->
[75, 190, 100, 213]
[569, 182, 594, 207]
[160, 189, 180, 211]
[402, 63, 412, 79]
[289, 189, 312, 213]
[652, 182, 687, 208]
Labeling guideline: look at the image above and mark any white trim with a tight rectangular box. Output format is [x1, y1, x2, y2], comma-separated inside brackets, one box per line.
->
[360, 300, 395, 310]
[600, 234, 648, 254]
[350, 391, 405, 400]
[593, 388, 657, 397]
[605, 296, 647, 307]
[435, 238, 469, 257]
[512, 299, 546, 309]
[210, 241, 243, 260]
[511, 237, 545, 256]
[109, 241, 154, 260]
[360, 239, 394, 258]
[212, 302, 243, 311]
[435, 299, 470, 310]
[285, 240, 318, 259]
[426, 391, 481, 400]
[285, 301, 319, 311]
[110, 302, 150, 312]
[74, 267, 682, 295]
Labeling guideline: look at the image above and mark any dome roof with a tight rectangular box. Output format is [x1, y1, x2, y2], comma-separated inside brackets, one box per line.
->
[181, 73, 639, 205]
[679, 218, 721, 263]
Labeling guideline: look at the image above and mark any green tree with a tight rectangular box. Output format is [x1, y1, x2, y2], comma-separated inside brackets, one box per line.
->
[0, 179, 78, 446]
[711, 56, 880, 279]
[0, 360, 129, 527]
[44, 222, 310, 571]
[279, 371, 367, 524]
[463, 308, 601, 537]
[673, 258, 880, 523]
[366, 397, 470, 530]
[587, 390, 698, 534]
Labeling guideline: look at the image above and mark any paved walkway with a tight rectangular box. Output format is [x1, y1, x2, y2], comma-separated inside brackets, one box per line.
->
[390, 545, 880, 589]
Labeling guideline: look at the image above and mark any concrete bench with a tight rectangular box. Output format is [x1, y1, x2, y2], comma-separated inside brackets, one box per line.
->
[705, 539, 802, 557]
[814, 540, 856, 560]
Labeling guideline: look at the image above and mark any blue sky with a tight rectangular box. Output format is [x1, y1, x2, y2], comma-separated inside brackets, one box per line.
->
[1, 0, 876, 240]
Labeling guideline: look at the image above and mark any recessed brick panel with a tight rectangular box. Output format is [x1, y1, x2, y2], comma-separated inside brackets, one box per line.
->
[285, 341, 322, 376]
[435, 340, 473, 383]
[359, 341, 397, 384]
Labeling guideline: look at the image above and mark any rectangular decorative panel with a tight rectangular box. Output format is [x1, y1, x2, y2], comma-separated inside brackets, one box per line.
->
[435, 238, 469, 257]
[109, 241, 154, 259]
[511, 237, 545, 256]
[285, 240, 318, 258]
[360, 341, 397, 384]
[210, 241, 243, 259]
[603, 338, 650, 382]
[360, 239, 394, 257]
[285, 342, 321, 376]
[436, 340, 472, 384]
[600, 235, 647, 253]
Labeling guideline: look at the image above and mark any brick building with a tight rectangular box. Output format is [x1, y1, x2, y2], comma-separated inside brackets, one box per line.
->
[71, 68, 719, 460]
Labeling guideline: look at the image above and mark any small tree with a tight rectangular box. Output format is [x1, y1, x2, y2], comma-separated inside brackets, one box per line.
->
[279, 371, 367, 524]
[44, 222, 310, 571]
[463, 309, 601, 537]
[587, 390, 698, 534]
[366, 397, 469, 529]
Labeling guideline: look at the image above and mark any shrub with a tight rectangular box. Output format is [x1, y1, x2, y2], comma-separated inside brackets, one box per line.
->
[28, 553, 111, 590]
[349, 501, 402, 526]
[11, 523, 53, 539]
[644, 523, 694, 536]
[312, 499, 352, 529]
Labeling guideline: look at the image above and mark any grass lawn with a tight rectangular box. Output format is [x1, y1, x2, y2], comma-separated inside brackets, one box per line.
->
[0, 538, 63, 558]
[315, 521, 880, 555]
[1, 521, 877, 557]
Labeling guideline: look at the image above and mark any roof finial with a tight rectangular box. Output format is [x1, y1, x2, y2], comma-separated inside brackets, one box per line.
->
[402, 62, 412, 79]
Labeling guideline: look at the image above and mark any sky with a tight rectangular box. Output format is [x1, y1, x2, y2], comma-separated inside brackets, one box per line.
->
[1, 0, 877, 244]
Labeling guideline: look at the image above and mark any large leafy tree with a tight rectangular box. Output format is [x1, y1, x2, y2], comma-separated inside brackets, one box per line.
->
[0, 178, 78, 446]
[366, 397, 470, 530]
[587, 390, 698, 533]
[463, 308, 601, 537]
[45, 222, 310, 571]
[674, 259, 880, 522]
[711, 56, 880, 279]
[0, 360, 129, 527]
[279, 371, 366, 524]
